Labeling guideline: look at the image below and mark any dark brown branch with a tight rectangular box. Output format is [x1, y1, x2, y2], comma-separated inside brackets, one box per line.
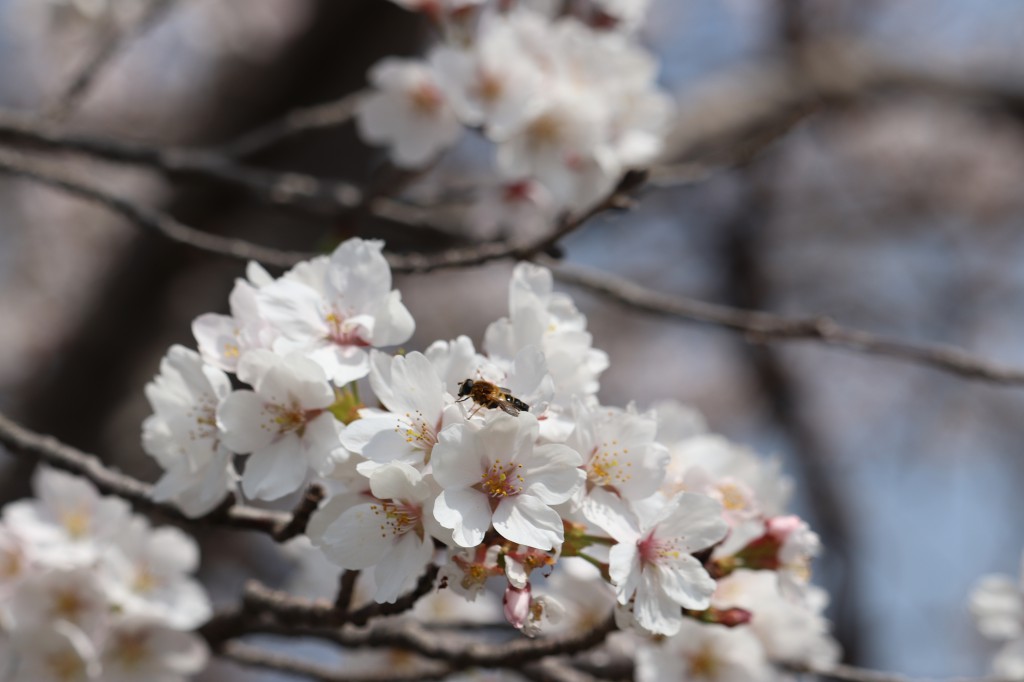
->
[46, 0, 179, 122]
[0, 147, 313, 268]
[0, 114, 364, 216]
[0, 409, 309, 539]
[334, 570, 360, 613]
[220, 641, 450, 682]
[219, 90, 366, 158]
[238, 565, 441, 632]
[275, 484, 327, 543]
[543, 258, 1024, 387]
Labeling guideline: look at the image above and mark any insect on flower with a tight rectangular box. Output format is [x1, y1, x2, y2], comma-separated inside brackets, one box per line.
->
[456, 379, 529, 417]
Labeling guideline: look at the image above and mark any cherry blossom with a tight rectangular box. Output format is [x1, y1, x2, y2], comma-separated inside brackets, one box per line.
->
[99, 518, 211, 630]
[191, 263, 276, 373]
[713, 569, 840, 669]
[99, 618, 209, 682]
[340, 350, 456, 472]
[6, 621, 101, 682]
[141, 345, 237, 517]
[218, 350, 347, 500]
[357, 58, 462, 168]
[567, 399, 669, 514]
[255, 238, 415, 385]
[308, 462, 445, 603]
[605, 492, 728, 635]
[635, 619, 772, 682]
[2, 467, 131, 566]
[432, 412, 584, 550]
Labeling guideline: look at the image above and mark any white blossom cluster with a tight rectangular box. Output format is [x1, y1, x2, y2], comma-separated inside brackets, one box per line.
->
[0, 467, 210, 682]
[141, 236, 838, 677]
[971, 552, 1024, 679]
[357, 0, 672, 229]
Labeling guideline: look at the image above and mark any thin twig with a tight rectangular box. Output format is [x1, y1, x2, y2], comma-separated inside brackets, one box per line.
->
[543, 258, 1024, 386]
[220, 641, 450, 682]
[0, 409, 303, 538]
[46, 0, 179, 122]
[219, 90, 367, 158]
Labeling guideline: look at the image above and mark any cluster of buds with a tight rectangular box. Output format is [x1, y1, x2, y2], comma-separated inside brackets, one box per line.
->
[139, 236, 839, 677]
[0, 468, 209, 681]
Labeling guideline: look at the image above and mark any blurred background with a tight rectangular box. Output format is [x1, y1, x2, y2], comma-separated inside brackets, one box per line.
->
[1, 0, 1023, 678]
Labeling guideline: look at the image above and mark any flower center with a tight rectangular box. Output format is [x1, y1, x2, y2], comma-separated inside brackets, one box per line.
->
[47, 650, 87, 682]
[637, 531, 682, 566]
[323, 310, 371, 348]
[187, 395, 220, 445]
[50, 588, 88, 622]
[526, 112, 563, 147]
[410, 82, 444, 115]
[60, 508, 91, 539]
[111, 630, 150, 669]
[132, 565, 161, 595]
[370, 501, 421, 539]
[586, 440, 632, 489]
[397, 412, 440, 462]
[687, 644, 718, 677]
[475, 69, 504, 104]
[477, 459, 524, 499]
[266, 401, 318, 436]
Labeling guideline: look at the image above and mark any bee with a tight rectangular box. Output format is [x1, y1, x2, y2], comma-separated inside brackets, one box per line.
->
[456, 379, 530, 417]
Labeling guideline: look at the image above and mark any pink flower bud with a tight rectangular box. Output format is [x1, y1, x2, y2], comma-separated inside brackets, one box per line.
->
[503, 583, 532, 630]
[766, 515, 803, 542]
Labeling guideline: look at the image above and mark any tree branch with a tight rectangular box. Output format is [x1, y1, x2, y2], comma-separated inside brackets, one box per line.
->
[543, 258, 1024, 387]
[218, 90, 367, 159]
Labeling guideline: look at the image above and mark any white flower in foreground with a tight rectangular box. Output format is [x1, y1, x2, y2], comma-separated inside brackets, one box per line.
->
[8, 621, 100, 682]
[568, 399, 669, 510]
[256, 239, 415, 385]
[357, 58, 462, 168]
[141, 345, 237, 517]
[192, 264, 276, 373]
[218, 350, 346, 500]
[605, 492, 728, 635]
[432, 412, 584, 550]
[341, 351, 454, 472]
[100, 519, 211, 630]
[2, 467, 131, 566]
[971, 553, 1024, 679]
[485, 262, 608, 403]
[100, 618, 209, 682]
[308, 462, 443, 604]
[636, 619, 771, 682]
